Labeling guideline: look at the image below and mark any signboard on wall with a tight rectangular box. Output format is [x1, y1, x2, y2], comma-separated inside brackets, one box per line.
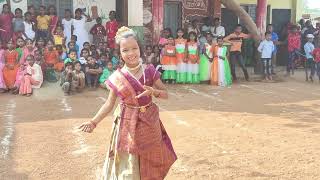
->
[182, 0, 208, 22]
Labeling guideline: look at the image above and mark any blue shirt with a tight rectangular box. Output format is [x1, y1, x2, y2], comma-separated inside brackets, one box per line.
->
[258, 40, 275, 59]
[304, 42, 315, 59]
[271, 32, 279, 53]
[111, 56, 119, 69]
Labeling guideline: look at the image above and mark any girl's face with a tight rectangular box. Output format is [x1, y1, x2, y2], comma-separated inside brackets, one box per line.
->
[69, 43, 75, 50]
[177, 31, 184, 38]
[25, 14, 31, 21]
[56, 26, 62, 33]
[98, 43, 104, 50]
[7, 41, 14, 49]
[47, 41, 54, 49]
[107, 62, 113, 70]
[15, 10, 22, 18]
[206, 35, 213, 42]
[84, 43, 90, 50]
[17, 38, 25, 47]
[49, 7, 55, 15]
[81, 50, 89, 58]
[90, 46, 96, 51]
[34, 51, 41, 59]
[217, 39, 224, 46]
[75, 63, 81, 71]
[190, 34, 196, 41]
[145, 47, 152, 55]
[28, 7, 35, 14]
[26, 56, 35, 66]
[109, 12, 116, 20]
[154, 47, 160, 54]
[39, 8, 45, 15]
[26, 40, 33, 49]
[168, 38, 174, 45]
[65, 11, 71, 18]
[119, 36, 140, 68]
[3, 5, 9, 13]
[69, 52, 77, 59]
[37, 39, 45, 47]
[88, 57, 95, 64]
[75, 11, 81, 19]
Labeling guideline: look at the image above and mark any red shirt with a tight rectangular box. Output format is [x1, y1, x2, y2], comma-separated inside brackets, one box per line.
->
[105, 20, 119, 38]
[288, 32, 301, 52]
[313, 48, 320, 63]
[90, 24, 106, 36]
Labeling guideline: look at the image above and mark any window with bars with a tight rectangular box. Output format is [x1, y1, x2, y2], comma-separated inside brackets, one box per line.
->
[27, 0, 73, 17]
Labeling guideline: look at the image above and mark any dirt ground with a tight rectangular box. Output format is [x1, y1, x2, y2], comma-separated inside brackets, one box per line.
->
[1, 68, 320, 180]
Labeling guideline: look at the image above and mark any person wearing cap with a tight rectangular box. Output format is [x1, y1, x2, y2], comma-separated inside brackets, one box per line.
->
[304, 34, 315, 82]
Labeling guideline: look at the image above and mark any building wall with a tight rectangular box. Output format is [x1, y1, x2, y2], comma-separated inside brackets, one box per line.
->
[237, 0, 302, 22]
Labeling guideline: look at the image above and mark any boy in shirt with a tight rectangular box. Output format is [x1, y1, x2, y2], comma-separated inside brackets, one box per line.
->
[85, 56, 102, 89]
[36, 6, 51, 40]
[258, 32, 275, 81]
[287, 25, 301, 76]
[224, 24, 250, 81]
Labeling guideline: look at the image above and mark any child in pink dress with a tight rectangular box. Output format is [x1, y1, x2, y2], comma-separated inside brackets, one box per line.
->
[0, 40, 6, 92]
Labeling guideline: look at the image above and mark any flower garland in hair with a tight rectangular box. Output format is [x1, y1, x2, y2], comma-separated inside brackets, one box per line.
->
[115, 26, 136, 44]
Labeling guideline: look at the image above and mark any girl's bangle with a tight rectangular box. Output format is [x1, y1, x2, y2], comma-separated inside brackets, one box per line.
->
[90, 120, 97, 128]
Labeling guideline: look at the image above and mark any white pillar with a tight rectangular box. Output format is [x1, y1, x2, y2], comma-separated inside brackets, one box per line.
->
[128, 0, 143, 26]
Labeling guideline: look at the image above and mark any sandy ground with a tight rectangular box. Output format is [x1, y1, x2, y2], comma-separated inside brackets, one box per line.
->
[1, 68, 320, 180]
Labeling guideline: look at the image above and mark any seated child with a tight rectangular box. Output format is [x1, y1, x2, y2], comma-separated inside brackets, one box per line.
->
[99, 61, 113, 89]
[64, 50, 78, 64]
[111, 49, 120, 70]
[85, 56, 102, 89]
[19, 55, 43, 96]
[60, 61, 74, 95]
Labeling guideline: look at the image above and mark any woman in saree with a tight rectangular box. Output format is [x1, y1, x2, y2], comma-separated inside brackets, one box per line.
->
[79, 26, 177, 180]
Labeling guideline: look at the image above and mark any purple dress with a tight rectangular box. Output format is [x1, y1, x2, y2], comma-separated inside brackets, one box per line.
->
[0, 49, 6, 89]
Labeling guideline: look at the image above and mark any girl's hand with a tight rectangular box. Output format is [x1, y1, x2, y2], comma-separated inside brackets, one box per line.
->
[135, 85, 154, 99]
[78, 121, 96, 133]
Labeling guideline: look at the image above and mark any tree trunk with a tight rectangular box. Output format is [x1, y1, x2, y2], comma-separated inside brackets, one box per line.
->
[220, 0, 259, 38]
[220, 0, 262, 74]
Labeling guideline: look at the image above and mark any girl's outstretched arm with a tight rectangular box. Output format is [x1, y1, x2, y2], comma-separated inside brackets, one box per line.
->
[79, 89, 117, 133]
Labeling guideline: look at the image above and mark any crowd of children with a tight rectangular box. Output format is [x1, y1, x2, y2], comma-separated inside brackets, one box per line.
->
[0, 3, 120, 96]
[1, 3, 320, 97]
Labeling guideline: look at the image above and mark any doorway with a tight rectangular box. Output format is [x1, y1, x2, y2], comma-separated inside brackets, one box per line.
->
[164, 1, 182, 37]
[116, 0, 128, 26]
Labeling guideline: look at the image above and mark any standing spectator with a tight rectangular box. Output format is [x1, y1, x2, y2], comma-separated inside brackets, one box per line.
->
[105, 11, 119, 49]
[3, 39, 19, 91]
[258, 32, 275, 81]
[16, 37, 25, 62]
[186, 31, 200, 84]
[224, 24, 250, 81]
[159, 28, 172, 48]
[313, 23, 320, 48]
[0, 40, 6, 93]
[188, 19, 201, 37]
[161, 36, 177, 84]
[199, 32, 214, 84]
[312, 46, 320, 82]
[304, 34, 315, 82]
[12, 8, 24, 42]
[175, 28, 187, 83]
[27, 5, 37, 24]
[62, 9, 74, 46]
[48, 5, 59, 34]
[23, 12, 36, 40]
[266, 24, 279, 74]
[72, 8, 92, 50]
[36, 6, 51, 40]
[287, 25, 301, 76]
[0, 3, 14, 43]
[90, 17, 106, 46]
[211, 17, 225, 40]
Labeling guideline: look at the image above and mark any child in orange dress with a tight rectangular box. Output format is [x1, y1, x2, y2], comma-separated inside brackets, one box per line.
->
[3, 39, 19, 91]
[186, 31, 200, 84]
[175, 28, 187, 83]
[43, 39, 61, 82]
[161, 36, 177, 84]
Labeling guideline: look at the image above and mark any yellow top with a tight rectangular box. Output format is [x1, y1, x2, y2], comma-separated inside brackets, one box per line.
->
[37, 15, 51, 30]
[54, 34, 64, 45]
